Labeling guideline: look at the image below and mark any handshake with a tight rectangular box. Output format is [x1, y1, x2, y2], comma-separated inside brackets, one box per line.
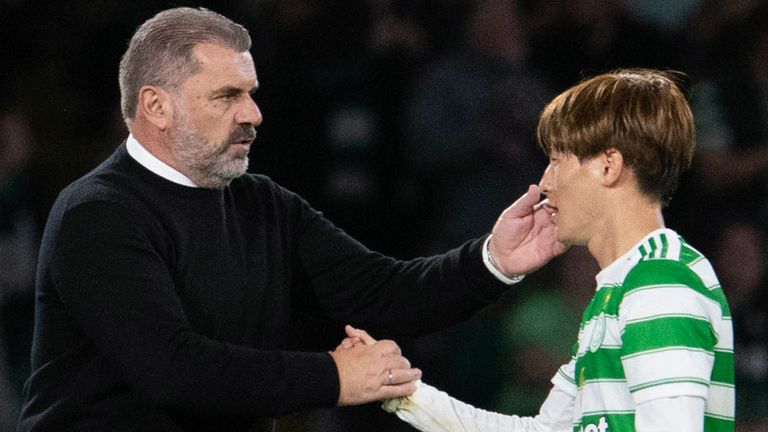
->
[329, 325, 420, 406]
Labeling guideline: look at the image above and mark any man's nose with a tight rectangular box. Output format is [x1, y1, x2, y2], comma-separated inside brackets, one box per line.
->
[236, 97, 263, 126]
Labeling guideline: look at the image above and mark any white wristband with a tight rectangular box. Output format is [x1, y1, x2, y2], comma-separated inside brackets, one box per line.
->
[482, 235, 525, 285]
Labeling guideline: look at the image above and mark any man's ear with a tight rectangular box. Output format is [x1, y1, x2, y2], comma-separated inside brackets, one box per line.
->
[599, 148, 624, 186]
[137, 85, 172, 131]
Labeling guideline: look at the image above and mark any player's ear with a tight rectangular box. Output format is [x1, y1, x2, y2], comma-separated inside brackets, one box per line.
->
[599, 148, 624, 187]
[137, 85, 173, 131]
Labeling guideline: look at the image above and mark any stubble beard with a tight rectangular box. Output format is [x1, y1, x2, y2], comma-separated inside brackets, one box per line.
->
[170, 110, 254, 190]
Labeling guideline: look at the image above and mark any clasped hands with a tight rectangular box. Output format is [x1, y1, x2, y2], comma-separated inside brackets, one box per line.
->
[330, 325, 419, 406]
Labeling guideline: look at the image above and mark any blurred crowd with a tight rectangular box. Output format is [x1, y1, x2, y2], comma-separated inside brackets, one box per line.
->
[1, 0, 767, 430]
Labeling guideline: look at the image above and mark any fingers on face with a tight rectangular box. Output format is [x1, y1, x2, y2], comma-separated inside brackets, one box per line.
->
[504, 184, 541, 219]
[533, 204, 553, 227]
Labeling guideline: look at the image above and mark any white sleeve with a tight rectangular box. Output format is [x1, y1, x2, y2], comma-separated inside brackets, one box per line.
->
[635, 396, 705, 432]
[381, 381, 574, 432]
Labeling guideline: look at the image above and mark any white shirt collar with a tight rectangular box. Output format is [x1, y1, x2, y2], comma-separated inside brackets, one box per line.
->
[594, 227, 677, 288]
[125, 134, 199, 188]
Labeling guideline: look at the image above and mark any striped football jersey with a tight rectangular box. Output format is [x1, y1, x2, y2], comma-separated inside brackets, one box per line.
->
[551, 228, 734, 431]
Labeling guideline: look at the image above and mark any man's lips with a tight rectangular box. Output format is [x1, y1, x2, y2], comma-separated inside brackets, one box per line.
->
[230, 129, 257, 146]
[234, 136, 255, 145]
[228, 136, 254, 158]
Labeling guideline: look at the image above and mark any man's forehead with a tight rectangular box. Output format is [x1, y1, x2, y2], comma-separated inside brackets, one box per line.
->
[192, 42, 251, 61]
[188, 43, 257, 89]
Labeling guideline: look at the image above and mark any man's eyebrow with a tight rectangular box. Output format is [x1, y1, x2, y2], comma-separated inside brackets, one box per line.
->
[210, 86, 253, 98]
[209, 86, 241, 98]
[210, 84, 259, 99]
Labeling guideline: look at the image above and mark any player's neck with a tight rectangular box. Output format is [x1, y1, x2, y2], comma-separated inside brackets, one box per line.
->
[587, 197, 664, 269]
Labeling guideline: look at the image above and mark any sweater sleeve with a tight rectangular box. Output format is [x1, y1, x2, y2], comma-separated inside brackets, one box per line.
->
[50, 200, 338, 418]
[291, 192, 511, 337]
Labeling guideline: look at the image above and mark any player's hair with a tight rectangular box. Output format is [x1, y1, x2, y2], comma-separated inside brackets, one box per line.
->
[119, 7, 251, 122]
[537, 68, 695, 206]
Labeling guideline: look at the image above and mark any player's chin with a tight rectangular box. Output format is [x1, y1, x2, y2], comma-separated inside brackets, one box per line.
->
[553, 228, 574, 246]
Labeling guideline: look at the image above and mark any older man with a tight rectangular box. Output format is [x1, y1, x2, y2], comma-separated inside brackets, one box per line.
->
[18, 7, 563, 431]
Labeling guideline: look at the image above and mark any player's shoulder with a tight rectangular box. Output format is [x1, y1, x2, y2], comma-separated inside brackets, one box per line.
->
[623, 255, 718, 300]
[623, 230, 717, 294]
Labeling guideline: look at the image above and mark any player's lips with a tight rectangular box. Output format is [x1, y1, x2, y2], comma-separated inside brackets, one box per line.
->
[541, 201, 557, 214]
[536, 198, 558, 222]
[542, 202, 558, 221]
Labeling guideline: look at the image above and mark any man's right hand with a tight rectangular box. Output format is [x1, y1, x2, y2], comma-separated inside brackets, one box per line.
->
[330, 327, 421, 406]
[488, 184, 567, 276]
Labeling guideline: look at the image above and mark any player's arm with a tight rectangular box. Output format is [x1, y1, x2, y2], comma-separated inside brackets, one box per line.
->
[635, 397, 705, 431]
[342, 327, 574, 432]
[383, 381, 573, 432]
[620, 259, 732, 430]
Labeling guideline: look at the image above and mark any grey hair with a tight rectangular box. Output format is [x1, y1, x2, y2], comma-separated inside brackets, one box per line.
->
[118, 7, 251, 123]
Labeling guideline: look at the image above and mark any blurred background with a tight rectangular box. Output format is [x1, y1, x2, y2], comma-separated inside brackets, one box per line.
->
[1, 0, 767, 430]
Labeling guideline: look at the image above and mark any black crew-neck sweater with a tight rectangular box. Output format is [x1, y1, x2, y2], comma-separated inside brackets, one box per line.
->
[19, 143, 507, 431]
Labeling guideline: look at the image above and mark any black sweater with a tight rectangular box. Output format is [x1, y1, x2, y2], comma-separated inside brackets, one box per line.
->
[19, 143, 508, 431]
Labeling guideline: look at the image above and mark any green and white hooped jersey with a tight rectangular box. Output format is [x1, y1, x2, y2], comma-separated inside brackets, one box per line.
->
[551, 228, 735, 431]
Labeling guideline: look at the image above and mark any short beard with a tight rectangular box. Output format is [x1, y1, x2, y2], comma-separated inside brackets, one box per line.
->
[170, 110, 255, 189]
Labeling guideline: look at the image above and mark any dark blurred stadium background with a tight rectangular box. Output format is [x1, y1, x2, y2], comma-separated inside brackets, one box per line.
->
[1, 0, 767, 430]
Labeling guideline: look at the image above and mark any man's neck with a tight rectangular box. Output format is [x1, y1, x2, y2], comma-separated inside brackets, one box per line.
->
[126, 133, 199, 187]
[587, 198, 664, 269]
